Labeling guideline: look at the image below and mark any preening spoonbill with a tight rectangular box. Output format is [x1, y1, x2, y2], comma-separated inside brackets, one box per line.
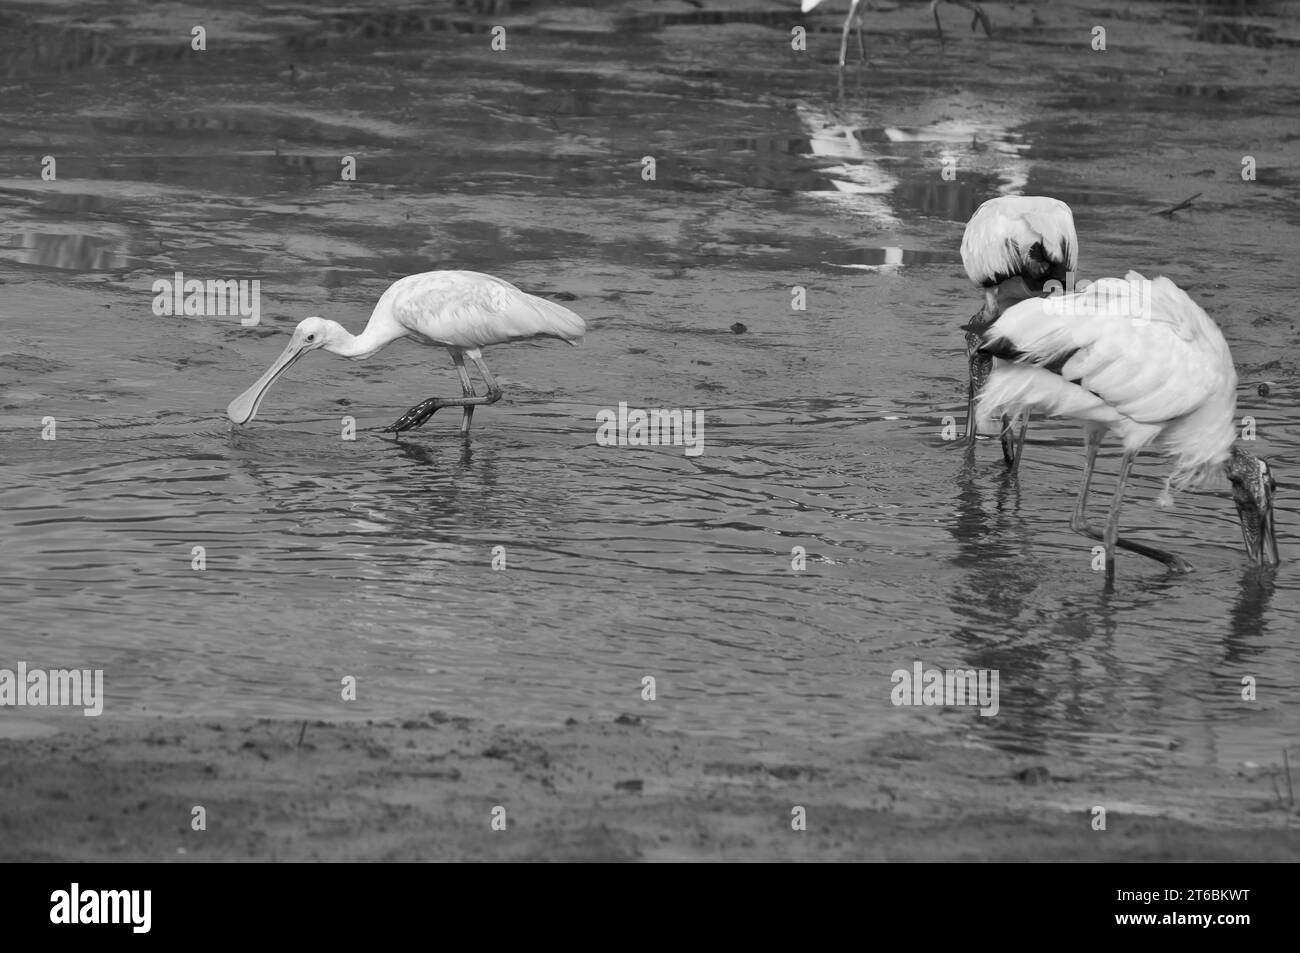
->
[960, 195, 1077, 470]
[226, 271, 586, 434]
[802, 0, 993, 67]
[975, 272, 1279, 577]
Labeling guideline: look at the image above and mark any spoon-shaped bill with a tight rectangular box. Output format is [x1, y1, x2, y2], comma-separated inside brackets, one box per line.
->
[227, 338, 309, 425]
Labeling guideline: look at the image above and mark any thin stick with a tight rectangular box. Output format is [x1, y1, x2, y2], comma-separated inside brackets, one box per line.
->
[1153, 192, 1203, 217]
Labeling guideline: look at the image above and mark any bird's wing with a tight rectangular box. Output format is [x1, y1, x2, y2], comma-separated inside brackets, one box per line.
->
[961, 195, 1077, 288]
[802, 0, 826, 11]
[979, 273, 1234, 424]
[388, 271, 586, 350]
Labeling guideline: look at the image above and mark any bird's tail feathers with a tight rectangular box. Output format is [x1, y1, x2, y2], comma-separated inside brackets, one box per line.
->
[976, 363, 1113, 424]
[1157, 411, 1238, 493]
[522, 293, 587, 344]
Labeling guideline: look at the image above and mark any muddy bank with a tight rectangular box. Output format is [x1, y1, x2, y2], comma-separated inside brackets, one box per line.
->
[2, 713, 1294, 861]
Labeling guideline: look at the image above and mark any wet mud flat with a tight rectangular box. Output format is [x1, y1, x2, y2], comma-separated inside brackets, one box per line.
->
[1, 0, 1299, 863]
[1, 713, 1295, 861]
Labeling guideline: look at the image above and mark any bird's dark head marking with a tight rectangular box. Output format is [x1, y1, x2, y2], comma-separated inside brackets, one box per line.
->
[1226, 446, 1280, 566]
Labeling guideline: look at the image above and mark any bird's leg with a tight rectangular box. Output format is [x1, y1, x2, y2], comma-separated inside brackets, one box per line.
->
[1100, 450, 1136, 582]
[453, 351, 476, 434]
[931, 0, 947, 45]
[836, 0, 864, 67]
[1073, 527, 1192, 574]
[383, 350, 501, 434]
[1001, 413, 1030, 472]
[852, 0, 866, 64]
[1068, 427, 1103, 535]
[949, 0, 993, 37]
[469, 352, 504, 404]
[386, 397, 445, 433]
[1068, 446, 1193, 575]
[838, 3, 851, 67]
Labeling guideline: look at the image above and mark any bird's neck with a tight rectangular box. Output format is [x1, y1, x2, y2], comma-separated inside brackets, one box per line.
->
[328, 318, 405, 360]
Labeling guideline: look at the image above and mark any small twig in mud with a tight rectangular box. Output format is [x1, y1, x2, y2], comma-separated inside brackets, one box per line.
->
[296, 720, 307, 749]
[1152, 192, 1203, 217]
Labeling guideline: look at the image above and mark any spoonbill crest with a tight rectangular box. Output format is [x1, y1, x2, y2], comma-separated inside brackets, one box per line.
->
[960, 195, 1077, 470]
[975, 272, 1279, 578]
[227, 271, 586, 435]
[802, 0, 993, 67]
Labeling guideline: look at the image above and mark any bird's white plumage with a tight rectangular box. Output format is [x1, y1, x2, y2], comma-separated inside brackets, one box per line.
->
[976, 272, 1239, 492]
[803, 0, 825, 11]
[960, 195, 1077, 287]
[377, 271, 585, 350]
[226, 270, 587, 427]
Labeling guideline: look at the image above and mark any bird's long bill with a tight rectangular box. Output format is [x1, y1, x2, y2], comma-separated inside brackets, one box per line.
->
[227, 336, 310, 425]
[1236, 496, 1281, 567]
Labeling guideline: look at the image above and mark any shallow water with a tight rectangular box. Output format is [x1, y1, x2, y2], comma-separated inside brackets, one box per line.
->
[2, 1, 1299, 774]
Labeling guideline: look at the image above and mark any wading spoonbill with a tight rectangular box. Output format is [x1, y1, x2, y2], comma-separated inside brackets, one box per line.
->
[226, 271, 586, 435]
[975, 271, 1279, 578]
[960, 195, 1078, 470]
[802, 0, 993, 67]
